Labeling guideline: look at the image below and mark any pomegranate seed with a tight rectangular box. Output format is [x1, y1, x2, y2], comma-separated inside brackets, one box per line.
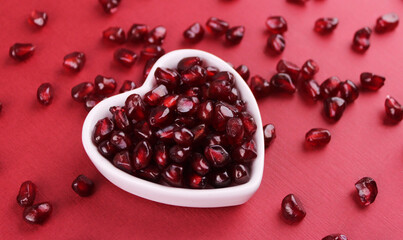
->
[125, 94, 147, 121]
[212, 71, 235, 85]
[240, 113, 257, 135]
[324, 97, 346, 121]
[177, 57, 203, 73]
[266, 34, 285, 55]
[300, 59, 319, 80]
[322, 234, 348, 240]
[212, 102, 237, 131]
[63, 52, 86, 72]
[360, 72, 385, 91]
[197, 101, 214, 123]
[140, 45, 165, 61]
[375, 13, 399, 33]
[206, 66, 219, 79]
[225, 26, 245, 45]
[133, 121, 153, 141]
[98, 140, 117, 159]
[232, 139, 257, 163]
[85, 95, 103, 112]
[132, 140, 152, 170]
[119, 80, 136, 93]
[352, 27, 372, 53]
[320, 76, 341, 99]
[263, 124, 276, 148]
[235, 100, 246, 112]
[385, 95, 403, 122]
[161, 94, 179, 109]
[302, 79, 321, 101]
[173, 127, 194, 146]
[136, 165, 161, 183]
[305, 128, 331, 148]
[339, 80, 359, 103]
[232, 164, 250, 184]
[209, 80, 232, 101]
[235, 65, 250, 81]
[113, 151, 132, 173]
[314, 18, 339, 34]
[249, 75, 271, 98]
[154, 142, 169, 169]
[144, 85, 168, 106]
[206, 17, 229, 35]
[211, 169, 231, 188]
[99, 0, 120, 14]
[270, 73, 296, 94]
[71, 82, 94, 102]
[192, 124, 208, 143]
[17, 181, 36, 207]
[204, 145, 229, 168]
[93, 117, 114, 144]
[162, 164, 184, 187]
[181, 65, 207, 87]
[205, 133, 229, 147]
[9, 43, 35, 61]
[72, 175, 95, 197]
[128, 24, 149, 43]
[94, 75, 117, 95]
[176, 96, 198, 116]
[187, 173, 207, 189]
[37, 83, 54, 106]
[184, 22, 205, 43]
[149, 106, 172, 127]
[146, 26, 167, 45]
[169, 145, 191, 163]
[110, 131, 132, 150]
[276, 60, 300, 82]
[226, 118, 244, 145]
[103, 27, 126, 44]
[355, 177, 378, 206]
[191, 153, 210, 176]
[154, 68, 179, 90]
[23, 202, 52, 224]
[143, 57, 158, 80]
[266, 16, 288, 34]
[114, 48, 137, 67]
[155, 124, 176, 143]
[28, 10, 48, 28]
[281, 194, 306, 223]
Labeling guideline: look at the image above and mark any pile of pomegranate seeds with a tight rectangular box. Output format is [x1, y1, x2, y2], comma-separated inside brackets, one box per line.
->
[63, 52, 86, 72]
[385, 96, 403, 122]
[37, 83, 54, 106]
[281, 194, 306, 224]
[9, 43, 35, 61]
[72, 175, 95, 197]
[314, 18, 338, 35]
[99, 0, 121, 14]
[305, 128, 331, 148]
[375, 13, 399, 33]
[28, 10, 48, 28]
[355, 177, 378, 206]
[322, 234, 348, 240]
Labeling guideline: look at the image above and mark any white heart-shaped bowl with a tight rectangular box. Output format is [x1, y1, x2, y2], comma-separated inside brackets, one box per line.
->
[82, 49, 264, 208]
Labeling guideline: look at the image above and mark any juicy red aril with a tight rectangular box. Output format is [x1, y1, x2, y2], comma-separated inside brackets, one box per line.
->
[132, 140, 152, 170]
[28, 10, 48, 28]
[212, 71, 235, 85]
[300, 59, 319, 80]
[72, 82, 94, 102]
[177, 57, 203, 73]
[211, 169, 231, 188]
[209, 80, 232, 101]
[322, 234, 348, 240]
[119, 80, 136, 93]
[206, 66, 219, 79]
[169, 145, 191, 163]
[155, 68, 179, 90]
[143, 57, 158, 81]
[94, 75, 117, 95]
[184, 22, 205, 43]
[232, 139, 257, 164]
[125, 94, 147, 121]
[37, 83, 54, 106]
[212, 102, 237, 131]
[144, 85, 168, 106]
[99, 0, 120, 14]
[240, 112, 257, 138]
[191, 153, 210, 176]
[181, 65, 207, 87]
[324, 97, 346, 121]
[114, 48, 137, 67]
[177, 96, 198, 116]
[249, 75, 271, 98]
[72, 175, 95, 197]
[305, 128, 331, 147]
[375, 13, 399, 33]
[23, 202, 52, 224]
[235, 65, 250, 81]
[173, 127, 194, 146]
[204, 145, 229, 168]
[188, 173, 207, 189]
[155, 124, 176, 143]
[225, 26, 245, 45]
[360, 72, 385, 91]
[281, 194, 306, 223]
[192, 124, 208, 143]
[314, 18, 339, 34]
[226, 118, 244, 145]
[133, 121, 153, 141]
[270, 73, 296, 94]
[206, 17, 229, 35]
[355, 177, 378, 206]
[266, 34, 285, 55]
[149, 106, 172, 127]
[136, 165, 161, 183]
[205, 133, 228, 147]
[197, 101, 214, 123]
[146, 26, 167, 45]
[161, 94, 179, 109]
[9, 43, 35, 61]
[103, 27, 126, 44]
[140, 45, 165, 61]
[235, 100, 246, 112]
[385, 95, 403, 122]
[352, 27, 372, 53]
[98, 140, 117, 159]
[113, 150, 132, 173]
[17, 181, 36, 207]
[162, 164, 184, 187]
[85, 95, 103, 112]
[302, 79, 321, 101]
[109, 107, 130, 131]
[110, 131, 131, 150]
[263, 124, 276, 148]
[128, 24, 148, 43]
[320, 76, 341, 99]
[339, 80, 359, 103]
[154, 142, 169, 169]
[276, 60, 300, 82]
[232, 164, 250, 184]
[93, 117, 114, 144]
[63, 52, 86, 72]
[266, 16, 288, 34]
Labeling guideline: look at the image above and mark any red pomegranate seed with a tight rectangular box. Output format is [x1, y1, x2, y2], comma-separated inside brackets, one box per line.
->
[162, 164, 184, 187]
[17, 181, 36, 207]
[226, 118, 244, 145]
[154, 142, 169, 169]
[205, 133, 229, 147]
[149, 106, 172, 127]
[63, 52, 86, 72]
[181, 65, 207, 87]
[266, 16, 288, 34]
[144, 85, 168, 106]
[192, 124, 208, 143]
[154, 68, 179, 90]
[305, 128, 331, 147]
[352, 27, 372, 53]
[23, 202, 52, 224]
[206, 17, 229, 36]
[324, 97, 346, 121]
[136, 165, 161, 183]
[212, 71, 235, 85]
[93, 117, 114, 144]
[320, 76, 341, 99]
[235, 64, 250, 81]
[133, 121, 153, 141]
[225, 26, 245, 45]
[143, 57, 158, 80]
[177, 57, 203, 73]
[155, 124, 176, 143]
[314, 18, 339, 34]
[9, 43, 35, 61]
[176, 96, 198, 116]
[99, 0, 120, 14]
[132, 140, 152, 170]
[140, 45, 165, 61]
[266, 34, 286, 55]
[184, 22, 205, 43]
[94, 75, 117, 95]
[173, 127, 194, 146]
[270, 73, 296, 94]
[103, 27, 126, 44]
[322, 234, 348, 240]
[300, 59, 319, 80]
[146, 26, 167, 45]
[204, 145, 230, 168]
[37, 83, 54, 106]
[281, 194, 306, 223]
[119, 80, 136, 93]
[110, 131, 132, 150]
[169, 145, 191, 163]
[209, 80, 232, 101]
[239, 112, 257, 138]
[85, 95, 103, 112]
[125, 94, 147, 121]
[385, 95, 403, 122]
[71, 82, 95, 102]
[360, 72, 385, 91]
[188, 173, 207, 189]
[114, 48, 137, 67]
[211, 169, 231, 188]
[191, 153, 210, 176]
[197, 100, 214, 123]
[375, 13, 399, 33]
[232, 139, 257, 164]
[28, 10, 48, 28]
[339, 80, 359, 103]
[161, 94, 179, 109]
[72, 175, 95, 197]
[232, 164, 250, 184]
[98, 140, 117, 159]
[302, 79, 321, 101]
[355, 177, 378, 206]
[249, 75, 271, 98]
[276, 60, 300, 82]
[113, 150, 132, 173]
[206, 66, 219, 79]
[128, 24, 149, 43]
[263, 124, 276, 148]
[212, 102, 237, 131]
[235, 100, 246, 112]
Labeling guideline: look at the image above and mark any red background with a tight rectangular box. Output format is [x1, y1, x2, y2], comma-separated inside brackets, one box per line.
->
[1, 0, 403, 239]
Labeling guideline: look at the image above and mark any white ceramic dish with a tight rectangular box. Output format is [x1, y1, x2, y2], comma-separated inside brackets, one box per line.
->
[82, 49, 265, 208]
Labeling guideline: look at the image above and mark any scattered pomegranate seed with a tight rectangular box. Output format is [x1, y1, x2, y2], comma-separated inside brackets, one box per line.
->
[276, 60, 300, 82]
[99, 0, 121, 14]
[132, 140, 153, 170]
[211, 169, 231, 188]
[183, 22, 205, 43]
[232, 164, 250, 184]
[249, 75, 271, 98]
[162, 164, 184, 187]
[235, 64, 250, 81]
[28, 10, 48, 28]
[375, 13, 399, 33]
[23, 202, 52, 224]
[352, 27, 372, 53]
[114, 48, 137, 67]
[320, 76, 341, 99]
[300, 59, 319, 81]
[360, 72, 385, 91]
[140, 45, 165, 61]
[37, 83, 54, 106]
[266, 34, 286, 55]
[119, 80, 136, 93]
[322, 234, 348, 240]
[263, 124, 276, 148]
[94, 75, 117, 95]
[305, 128, 331, 148]
[93, 117, 115, 144]
[103, 27, 126, 44]
[85, 95, 103, 112]
[339, 80, 359, 103]
[71, 82, 95, 102]
[324, 97, 346, 121]
[17, 181, 36, 207]
[206, 17, 229, 36]
[128, 24, 149, 43]
[225, 26, 245, 45]
[302, 79, 321, 101]
[281, 194, 306, 223]
[146, 26, 167, 45]
[314, 18, 339, 34]
[355, 177, 378, 206]
[385, 95, 403, 122]
[63, 52, 86, 72]
[72, 175, 95, 197]
[270, 73, 296, 94]
[266, 16, 288, 34]
[9, 43, 35, 61]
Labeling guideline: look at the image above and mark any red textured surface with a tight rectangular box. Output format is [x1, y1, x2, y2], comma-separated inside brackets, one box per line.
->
[1, 0, 403, 239]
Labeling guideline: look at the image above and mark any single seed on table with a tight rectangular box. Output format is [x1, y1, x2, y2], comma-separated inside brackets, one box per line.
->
[72, 175, 95, 197]
[355, 177, 378, 206]
[281, 194, 306, 224]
